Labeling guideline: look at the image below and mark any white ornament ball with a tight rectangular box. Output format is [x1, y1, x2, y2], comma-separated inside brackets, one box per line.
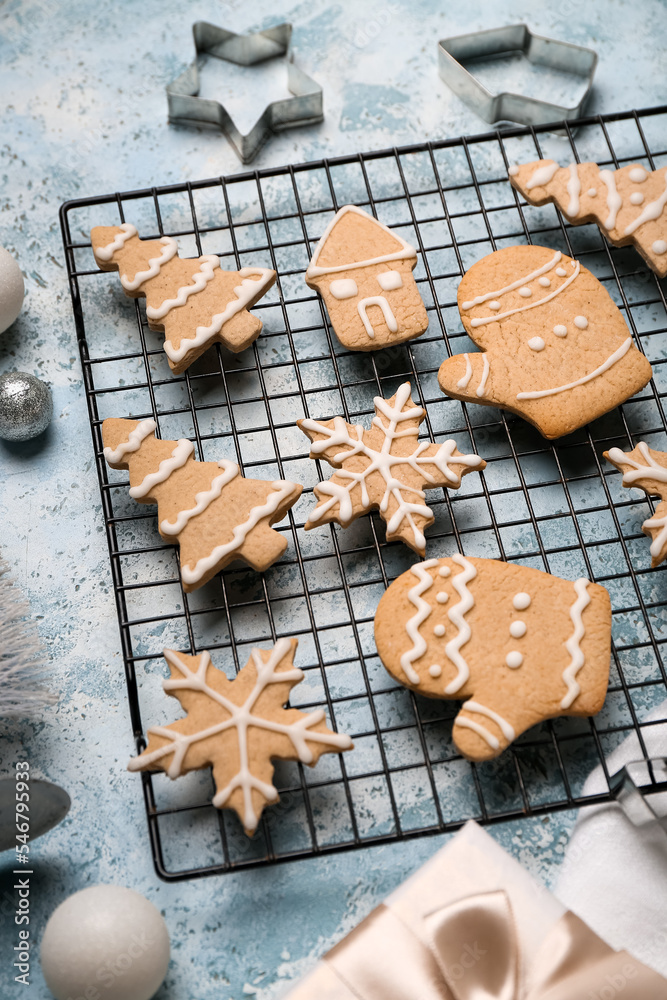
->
[0, 246, 24, 334]
[40, 885, 170, 1000]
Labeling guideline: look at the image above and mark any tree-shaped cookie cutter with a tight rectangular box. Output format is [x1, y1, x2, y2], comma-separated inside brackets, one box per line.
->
[167, 22, 323, 163]
[438, 24, 597, 127]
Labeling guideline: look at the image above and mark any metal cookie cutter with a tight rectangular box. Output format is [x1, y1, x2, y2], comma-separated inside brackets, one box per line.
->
[167, 22, 323, 163]
[611, 757, 667, 831]
[438, 24, 597, 127]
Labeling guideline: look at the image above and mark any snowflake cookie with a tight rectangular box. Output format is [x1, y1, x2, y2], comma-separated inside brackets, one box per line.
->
[509, 160, 667, 278]
[605, 441, 667, 567]
[102, 417, 301, 590]
[375, 556, 611, 761]
[128, 637, 353, 835]
[91, 223, 276, 373]
[297, 382, 485, 554]
[438, 245, 652, 439]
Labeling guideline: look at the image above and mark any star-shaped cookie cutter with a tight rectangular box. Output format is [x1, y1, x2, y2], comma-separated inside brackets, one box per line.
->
[167, 22, 324, 163]
[438, 24, 597, 127]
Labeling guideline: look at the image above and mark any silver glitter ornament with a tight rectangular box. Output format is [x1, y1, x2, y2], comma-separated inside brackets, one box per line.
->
[0, 371, 53, 441]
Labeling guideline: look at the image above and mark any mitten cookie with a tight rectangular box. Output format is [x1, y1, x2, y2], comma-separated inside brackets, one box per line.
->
[91, 223, 276, 373]
[605, 441, 667, 567]
[305, 205, 429, 350]
[438, 245, 652, 439]
[375, 555, 611, 761]
[297, 382, 485, 554]
[128, 637, 353, 835]
[509, 160, 667, 277]
[102, 417, 301, 590]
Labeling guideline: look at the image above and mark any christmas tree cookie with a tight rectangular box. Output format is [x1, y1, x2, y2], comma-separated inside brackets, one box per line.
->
[102, 417, 301, 590]
[298, 382, 485, 554]
[375, 556, 611, 761]
[605, 441, 667, 567]
[91, 223, 276, 373]
[129, 637, 353, 835]
[509, 160, 667, 277]
[438, 245, 652, 439]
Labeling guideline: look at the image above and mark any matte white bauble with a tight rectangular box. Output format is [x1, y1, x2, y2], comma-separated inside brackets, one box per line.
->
[0, 246, 24, 334]
[40, 885, 170, 1000]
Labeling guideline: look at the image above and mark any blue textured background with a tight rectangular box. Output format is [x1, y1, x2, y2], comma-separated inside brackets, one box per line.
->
[1, 0, 665, 996]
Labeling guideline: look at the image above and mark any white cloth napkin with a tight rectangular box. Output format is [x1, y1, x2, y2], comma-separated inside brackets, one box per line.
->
[556, 699, 667, 976]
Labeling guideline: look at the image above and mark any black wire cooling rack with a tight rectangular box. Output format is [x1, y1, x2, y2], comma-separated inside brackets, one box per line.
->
[60, 105, 667, 881]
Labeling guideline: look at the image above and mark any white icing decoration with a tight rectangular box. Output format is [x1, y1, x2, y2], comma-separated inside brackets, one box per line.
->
[553, 325, 567, 338]
[574, 315, 588, 329]
[301, 383, 484, 551]
[120, 237, 178, 292]
[519, 286, 532, 297]
[358, 296, 397, 338]
[516, 337, 632, 400]
[526, 161, 559, 190]
[630, 192, 645, 205]
[509, 620, 526, 638]
[163, 268, 274, 363]
[103, 418, 156, 464]
[180, 480, 297, 586]
[587, 188, 597, 197]
[644, 511, 667, 559]
[489, 300, 501, 310]
[95, 223, 138, 261]
[454, 699, 516, 750]
[377, 270, 403, 291]
[539, 277, 551, 287]
[624, 170, 667, 236]
[629, 167, 647, 183]
[400, 559, 439, 685]
[508, 165, 519, 176]
[468, 259, 581, 329]
[506, 652, 523, 668]
[439, 566, 450, 577]
[129, 439, 193, 499]
[457, 353, 473, 389]
[566, 162, 581, 216]
[528, 337, 545, 352]
[555, 267, 567, 276]
[306, 205, 416, 277]
[436, 592, 448, 604]
[653, 240, 667, 254]
[128, 640, 352, 833]
[599, 169, 622, 230]
[159, 459, 239, 536]
[461, 250, 561, 311]
[434, 624, 446, 637]
[429, 664, 442, 678]
[561, 578, 591, 709]
[513, 592, 531, 610]
[444, 554, 476, 694]
[607, 441, 667, 486]
[330, 278, 358, 299]
[146, 256, 220, 320]
[476, 355, 490, 397]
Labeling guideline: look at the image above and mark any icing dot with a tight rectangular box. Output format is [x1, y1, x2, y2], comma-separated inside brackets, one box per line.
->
[508, 165, 519, 176]
[513, 592, 531, 610]
[653, 240, 667, 254]
[519, 286, 532, 297]
[555, 266, 567, 277]
[587, 188, 597, 197]
[553, 324, 567, 337]
[429, 664, 442, 678]
[433, 624, 446, 637]
[574, 315, 588, 329]
[436, 592, 449, 604]
[438, 565, 451, 577]
[488, 300, 501, 311]
[510, 620, 527, 638]
[629, 167, 647, 182]
[538, 276, 551, 287]
[506, 651, 523, 668]
[630, 192, 644, 205]
[528, 336, 545, 351]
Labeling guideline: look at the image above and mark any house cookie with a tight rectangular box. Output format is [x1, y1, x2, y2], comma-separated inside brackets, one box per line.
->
[305, 205, 429, 350]
[437, 245, 652, 439]
[375, 555, 611, 761]
[91, 223, 276, 373]
[509, 160, 667, 277]
[605, 441, 667, 567]
[297, 382, 485, 554]
[128, 637, 353, 836]
[102, 417, 301, 591]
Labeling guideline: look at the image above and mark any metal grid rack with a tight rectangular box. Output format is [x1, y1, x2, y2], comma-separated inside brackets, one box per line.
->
[60, 104, 667, 881]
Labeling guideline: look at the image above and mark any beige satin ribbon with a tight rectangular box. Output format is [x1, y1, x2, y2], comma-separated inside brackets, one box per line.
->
[325, 890, 667, 1000]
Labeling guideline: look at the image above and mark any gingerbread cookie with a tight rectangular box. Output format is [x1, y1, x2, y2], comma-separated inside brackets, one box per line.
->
[605, 441, 667, 567]
[509, 160, 667, 277]
[297, 382, 485, 554]
[438, 245, 652, 439]
[375, 556, 611, 761]
[128, 637, 353, 835]
[305, 205, 429, 350]
[91, 224, 276, 373]
[102, 417, 301, 590]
